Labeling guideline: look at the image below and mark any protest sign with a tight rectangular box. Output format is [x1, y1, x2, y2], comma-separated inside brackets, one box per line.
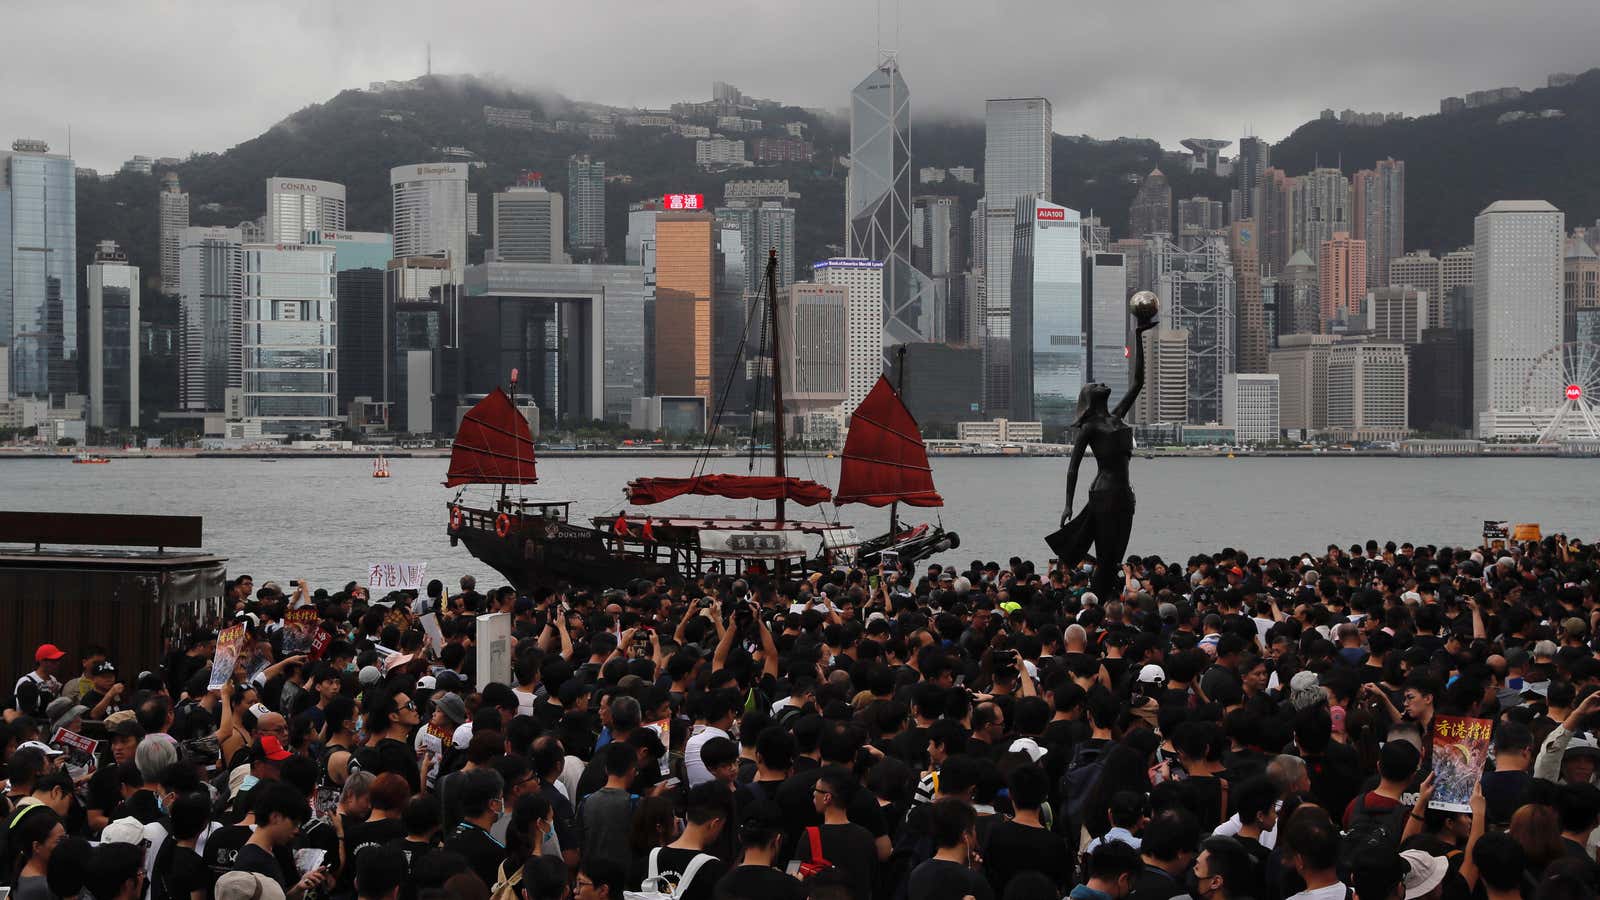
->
[209, 624, 246, 689]
[1429, 715, 1493, 812]
[476, 612, 512, 687]
[367, 561, 428, 592]
[51, 727, 99, 780]
[282, 608, 320, 654]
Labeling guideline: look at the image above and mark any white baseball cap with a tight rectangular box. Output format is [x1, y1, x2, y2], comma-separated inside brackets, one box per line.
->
[1137, 664, 1167, 685]
[18, 740, 62, 757]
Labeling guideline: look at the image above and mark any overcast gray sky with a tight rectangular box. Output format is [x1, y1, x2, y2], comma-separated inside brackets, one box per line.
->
[10, 0, 1597, 172]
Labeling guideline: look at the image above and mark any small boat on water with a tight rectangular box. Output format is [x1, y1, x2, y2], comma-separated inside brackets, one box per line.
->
[373, 456, 391, 478]
[72, 452, 110, 464]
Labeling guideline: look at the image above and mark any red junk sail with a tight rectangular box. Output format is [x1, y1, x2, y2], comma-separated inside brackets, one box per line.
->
[834, 376, 943, 507]
[625, 475, 833, 506]
[443, 388, 538, 487]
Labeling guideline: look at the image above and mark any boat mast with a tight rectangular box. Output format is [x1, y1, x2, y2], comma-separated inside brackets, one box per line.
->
[889, 345, 907, 539]
[767, 249, 786, 525]
[503, 369, 518, 512]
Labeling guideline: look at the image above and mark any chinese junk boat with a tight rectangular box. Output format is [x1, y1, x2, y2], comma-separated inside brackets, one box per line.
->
[834, 367, 959, 568]
[446, 251, 952, 591]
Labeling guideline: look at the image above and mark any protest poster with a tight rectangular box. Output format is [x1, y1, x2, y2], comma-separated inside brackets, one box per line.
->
[1429, 715, 1493, 812]
[420, 612, 444, 648]
[209, 624, 246, 690]
[308, 629, 333, 661]
[1482, 520, 1509, 540]
[367, 561, 428, 592]
[282, 608, 320, 655]
[51, 727, 99, 780]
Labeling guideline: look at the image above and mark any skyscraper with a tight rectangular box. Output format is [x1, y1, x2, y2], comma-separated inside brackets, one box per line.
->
[1129, 169, 1172, 239]
[1134, 327, 1190, 424]
[1236, 137, 1271, 221]
[566, 154, 605, 259]
[846, 58, 935, 345]
[336, 267, 385, 416]
[1153, 234, 1236, 424]
[1473, 200, 1563, 438]
[1352, 159, 1405, 291]
[654, 213, 715, 399]
[493, 173, 566, 264]
[1318, 233, 1367, 326]
[814, 259, 885, 419]
[1222, 373, 1279, 444]
[1295, 168, 1352, 259]
[1565, 236, 1600, 344]
[1388, 251, 1443, 327]
[1085, 250, 1130, 400]
[86, 241, 139, 429]
[177, 226, 243, 412]
[1327, 341, 1409, 439]
[1, 140, 78, 397]
[159, 173, 189, 295]
[1282, 249, 1321, 336]
[912, 195, 964, 343]
[391, 163, 469, 280]
[716, 202, 796, 295]
[1268, 334, 1336, 432]
[1440, 247, 1475, 329]
[1255, 168, 1295, 277]
[1177, 197, 1225, 234]
[1230, 221, 1267, 373]
[1365, 287, 1429, 344]
[982, 97, 1053, 415]
[1009, 197, 1082, 426]
[265, 177, 347, 243]
[240, 242, 338, 433]
[779, 283, 848, 431]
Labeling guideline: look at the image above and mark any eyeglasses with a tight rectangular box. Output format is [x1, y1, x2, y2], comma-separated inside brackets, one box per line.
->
[401, 700, 417, 711]
[575, 879, 595, 890]
[812, 788, 831, 797]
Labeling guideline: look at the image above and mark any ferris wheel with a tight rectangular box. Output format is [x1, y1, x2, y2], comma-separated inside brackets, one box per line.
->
[1520, 340, 1600, 442]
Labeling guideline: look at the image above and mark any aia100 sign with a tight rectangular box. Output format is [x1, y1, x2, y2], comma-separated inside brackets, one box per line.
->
[663, 193, 705, 210]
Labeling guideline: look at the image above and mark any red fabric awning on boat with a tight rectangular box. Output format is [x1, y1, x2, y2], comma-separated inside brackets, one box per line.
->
[443, 387, 539, 487]
[834, 376, 943, 508]
[625, 474, 833, 506]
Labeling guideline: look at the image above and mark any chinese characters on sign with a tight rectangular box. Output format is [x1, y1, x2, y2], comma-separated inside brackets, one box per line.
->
[663, 193, 704, 210]
[367, 561, 429, 591]
[1429, 715, 1493, 812]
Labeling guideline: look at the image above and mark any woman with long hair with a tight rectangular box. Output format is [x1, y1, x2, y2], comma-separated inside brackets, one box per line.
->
[1509, 803, 1565, 882]
[1048, 299, 1159, 601]
[499, 792, 555, 890]
[626, 796, 680, 890]
[8, 805, 65, 900]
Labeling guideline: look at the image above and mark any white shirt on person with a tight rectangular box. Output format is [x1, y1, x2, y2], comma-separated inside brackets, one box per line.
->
[683, 724, 729, 787]
[1285, 884, 1347, 900]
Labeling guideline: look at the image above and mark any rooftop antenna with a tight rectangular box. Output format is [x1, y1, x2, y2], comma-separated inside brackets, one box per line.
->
[426, 42, 432, 76]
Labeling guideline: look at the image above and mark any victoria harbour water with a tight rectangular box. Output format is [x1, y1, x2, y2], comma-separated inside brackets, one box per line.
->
[0, 455, 1595, 588]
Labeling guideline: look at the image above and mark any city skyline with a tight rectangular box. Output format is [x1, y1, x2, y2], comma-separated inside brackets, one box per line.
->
[10, 1, 1599, 172]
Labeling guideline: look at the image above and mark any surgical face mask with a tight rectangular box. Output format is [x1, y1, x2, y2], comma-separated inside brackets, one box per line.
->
[239, 774, 260, 792]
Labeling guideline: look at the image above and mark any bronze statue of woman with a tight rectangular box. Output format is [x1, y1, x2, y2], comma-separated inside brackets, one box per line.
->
[1047, 292, 1160, 601]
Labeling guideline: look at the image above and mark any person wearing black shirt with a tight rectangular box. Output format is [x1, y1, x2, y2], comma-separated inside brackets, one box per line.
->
[442, 768, 508, 889]
[150, 792, 212, 900]
[791, 768, 878, 900]
[1126, 809, 1199, 900]
[982, 765, 1071, 894]
[713, 805, 803, 900]
[353, 690, 423, 794]
[635, 783, 730, 900]
[384, 794, 444, 900]
[235, 780, 332, 900]
[906, 797, 994, 900]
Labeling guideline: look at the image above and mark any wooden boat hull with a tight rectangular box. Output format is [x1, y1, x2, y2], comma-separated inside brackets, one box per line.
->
[448, 504, 678, 591]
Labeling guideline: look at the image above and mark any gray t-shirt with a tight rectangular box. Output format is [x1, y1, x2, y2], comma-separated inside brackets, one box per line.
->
[15, 875, 52, 900]
[579, 787, 636, 867]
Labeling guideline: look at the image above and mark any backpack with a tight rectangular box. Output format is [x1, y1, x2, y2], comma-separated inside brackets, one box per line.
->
[1057, 742, 1109, 830]
[796, 826, 833, 879]
[624, 847, 716, 900]
[1338, 794, 1403, 874]
[489, 859, 523, 900]
[889, 806, 937, 900]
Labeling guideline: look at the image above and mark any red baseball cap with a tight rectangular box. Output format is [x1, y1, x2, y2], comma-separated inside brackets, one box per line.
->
[35, 644, 66, 663]
[252, 735, 292, 763]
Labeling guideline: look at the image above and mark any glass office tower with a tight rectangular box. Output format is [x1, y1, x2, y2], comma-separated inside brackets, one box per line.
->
[1010, 197, 1082, 427]
[241, 243, 338, 433]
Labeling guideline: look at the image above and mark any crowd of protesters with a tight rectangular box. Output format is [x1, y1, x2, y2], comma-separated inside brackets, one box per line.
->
[4, 534, 1600, 900]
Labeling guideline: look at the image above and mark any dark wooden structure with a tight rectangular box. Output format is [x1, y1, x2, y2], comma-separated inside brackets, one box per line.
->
[0, 512, 226, 677]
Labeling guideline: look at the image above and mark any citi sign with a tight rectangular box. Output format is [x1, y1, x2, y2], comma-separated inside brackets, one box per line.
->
[1036, 208, 1067, 221]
